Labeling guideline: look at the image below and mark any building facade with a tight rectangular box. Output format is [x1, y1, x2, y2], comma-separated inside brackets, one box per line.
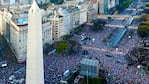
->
[68, 6, 80, 29]
[0, 7, 52, 62]
[50, 14, 64, 41]
[78, 5, 87, 25]
[58, 7, 71, 35]
[0, 0, 98, 62]
[87, 3, 97, 22]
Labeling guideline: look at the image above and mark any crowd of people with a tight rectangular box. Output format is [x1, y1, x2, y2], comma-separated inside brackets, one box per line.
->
[80, 24, 149, 84]
[0, 1, 148, 83]
[44, 53, 83, 83]
[1, 18, 148, 84]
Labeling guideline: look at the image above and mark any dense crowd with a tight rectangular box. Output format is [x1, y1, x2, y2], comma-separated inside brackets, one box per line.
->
[1, 1, 148, 83]
[1, 18, 148, 84]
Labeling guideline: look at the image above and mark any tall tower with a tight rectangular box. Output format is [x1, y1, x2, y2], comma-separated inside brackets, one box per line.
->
[26, 0, 44, 84]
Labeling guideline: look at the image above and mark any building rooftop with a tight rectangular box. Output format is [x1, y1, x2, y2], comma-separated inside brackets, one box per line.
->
[80, 58, 99, 66]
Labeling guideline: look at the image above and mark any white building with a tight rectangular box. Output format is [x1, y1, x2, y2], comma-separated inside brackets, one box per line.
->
[115, 0, 119, 6]
[77, 5, 87, 25]
[87, 2, 97, 22]
[67, 6, 80, 29]
[58, 7, 71, 35]
[98, 0, 104, 14]
[0, 0, 15, 5]
[108, 0, 115, 10]
[0, 6, 52, 62]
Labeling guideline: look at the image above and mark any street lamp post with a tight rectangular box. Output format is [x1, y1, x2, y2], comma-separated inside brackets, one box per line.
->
[137, 65, 142, 83]
[86, 71, 88, 84]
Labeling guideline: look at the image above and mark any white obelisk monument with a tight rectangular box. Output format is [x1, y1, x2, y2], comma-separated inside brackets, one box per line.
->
[26, 0, 44, 84]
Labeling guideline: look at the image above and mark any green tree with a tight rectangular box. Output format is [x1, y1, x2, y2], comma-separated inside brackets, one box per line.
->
[62, 34, 72, 41]
[140, 14, 149, 21]
[43, 43, 55, 55]
[68, 40, 81, 55]
[107, 16, 112, 24]
[137, 25, 149, 38]
[74, 27, 83, 35]
[56, 41, 69, 53]
[92, 20, 106, 32]
[146, 3, 149, 7]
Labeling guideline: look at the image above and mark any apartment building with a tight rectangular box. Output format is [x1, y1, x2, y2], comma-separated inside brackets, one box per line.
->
[68, 6, 80, 29]
[0, 0, 99, 62]
[108, 0, 116, 10]
[50, 13, 64, 41]
[0, 6, 52, 62]
[57, 7, 71, 35]
[77, 5, 87, 25]
[98, 0, 108, 14]
[87, 2, 97, 22]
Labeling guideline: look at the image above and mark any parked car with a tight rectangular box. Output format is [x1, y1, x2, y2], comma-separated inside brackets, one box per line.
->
[0, 61, 7, 68]
[105, 54, 113, 57]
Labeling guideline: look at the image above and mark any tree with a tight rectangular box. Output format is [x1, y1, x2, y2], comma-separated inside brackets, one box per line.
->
[146, 3, 149, 7]
[92, 20, 106, 32]
[55, 41, 69, 53]
[137, 25, 149, 38]
[117, 0, 132, 13]
[107, 16, 112, 24]
[68, 40, 82, 55]
[140, 14, 149, 21]
[43, 43, 55, 55]
[62, 34, 72, 41]
[74, 27, 83, 35]
[140, 21, 149, 26]
[126, 47, 149, 66]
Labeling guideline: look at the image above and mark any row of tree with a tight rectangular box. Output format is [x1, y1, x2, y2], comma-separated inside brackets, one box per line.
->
[137, 14, 149, 38]
[92, 19, 106, 32]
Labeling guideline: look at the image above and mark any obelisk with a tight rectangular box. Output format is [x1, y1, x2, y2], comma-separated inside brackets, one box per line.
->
[26, 0, 44, 84]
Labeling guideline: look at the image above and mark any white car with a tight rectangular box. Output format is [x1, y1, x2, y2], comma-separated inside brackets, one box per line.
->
[0, 61, 7, 68]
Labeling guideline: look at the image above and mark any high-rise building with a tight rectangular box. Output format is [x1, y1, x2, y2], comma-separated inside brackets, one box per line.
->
[26, 0, 44, 83]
